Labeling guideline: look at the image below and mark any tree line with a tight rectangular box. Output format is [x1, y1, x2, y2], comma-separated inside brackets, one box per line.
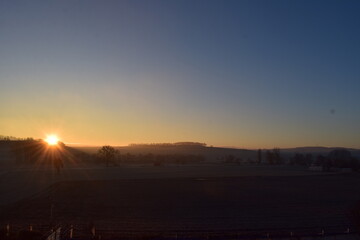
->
[0, 135, 34, 141]
[222, 148, 282, 165]
[128, 142, 207, 147]
[290, 149, 359, 171]
[96, 145, 205, 166]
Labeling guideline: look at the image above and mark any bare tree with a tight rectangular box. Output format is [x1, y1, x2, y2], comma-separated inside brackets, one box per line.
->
[266, 150, 274, 165]
[257, 149, 262, 164]
[273, 148, 282, 164]
[97, 145, 119, 166]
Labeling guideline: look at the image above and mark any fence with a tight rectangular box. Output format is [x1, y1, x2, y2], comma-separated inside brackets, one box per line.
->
[1, 223, 359, 240]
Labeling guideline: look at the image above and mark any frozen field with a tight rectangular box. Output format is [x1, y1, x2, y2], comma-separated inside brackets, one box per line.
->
[0, 165, 334, 206]
[1, 166, 359, 235]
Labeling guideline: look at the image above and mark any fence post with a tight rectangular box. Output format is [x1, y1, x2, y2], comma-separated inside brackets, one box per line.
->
[70, 225, 73, 239]
[91, 225, 96, 238]
[6, 224, 10, 237]
[50, 203, 54, 220]
[56, 227, 61, 240]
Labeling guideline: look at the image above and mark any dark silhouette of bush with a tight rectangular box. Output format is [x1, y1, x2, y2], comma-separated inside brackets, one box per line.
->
[291, 153, 302, 165]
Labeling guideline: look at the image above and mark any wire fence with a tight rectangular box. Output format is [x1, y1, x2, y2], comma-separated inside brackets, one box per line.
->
[1, 223, 359, 240]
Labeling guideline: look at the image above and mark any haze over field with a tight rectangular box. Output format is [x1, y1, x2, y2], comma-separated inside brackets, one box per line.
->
[1, 0, 360, 148]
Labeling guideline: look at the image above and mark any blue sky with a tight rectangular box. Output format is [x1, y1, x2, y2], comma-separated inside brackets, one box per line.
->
[0, 0, 359, 148]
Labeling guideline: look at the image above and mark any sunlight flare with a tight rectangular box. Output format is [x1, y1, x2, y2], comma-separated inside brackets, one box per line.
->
[45, 135, 59, 146]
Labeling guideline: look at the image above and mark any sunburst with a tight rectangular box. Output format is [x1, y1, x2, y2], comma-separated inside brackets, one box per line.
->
[45, 135, 59, 146]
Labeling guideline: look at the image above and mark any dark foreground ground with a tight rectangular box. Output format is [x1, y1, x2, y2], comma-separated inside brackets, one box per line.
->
[1, 173, 360, 237]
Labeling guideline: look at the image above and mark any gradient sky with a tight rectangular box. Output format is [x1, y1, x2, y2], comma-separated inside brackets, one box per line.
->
[1, 0, 360, 148]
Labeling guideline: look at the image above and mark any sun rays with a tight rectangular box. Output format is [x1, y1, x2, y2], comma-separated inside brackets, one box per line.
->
[45, 135, 59, 146]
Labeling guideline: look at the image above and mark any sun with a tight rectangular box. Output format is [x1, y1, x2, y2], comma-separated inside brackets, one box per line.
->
[45, 135, 59, 146]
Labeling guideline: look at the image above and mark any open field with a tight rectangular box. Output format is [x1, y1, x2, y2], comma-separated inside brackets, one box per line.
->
[0, 165, 335, 206]
[1, 169, 360, 236]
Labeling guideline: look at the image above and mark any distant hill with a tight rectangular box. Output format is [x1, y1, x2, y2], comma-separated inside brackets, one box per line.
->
[74, 144, 360, 163]
[75, 144, 258, 163]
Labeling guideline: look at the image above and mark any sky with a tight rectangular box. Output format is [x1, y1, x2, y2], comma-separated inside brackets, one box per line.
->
[1, 0, 360, 148]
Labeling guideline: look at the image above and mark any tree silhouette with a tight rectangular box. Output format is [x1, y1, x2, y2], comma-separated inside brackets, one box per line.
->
[257, 149, 262, 164]
[272, 148, 282, 164]
[97, 145, 118, 167]
[266, 150, 274, 165]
